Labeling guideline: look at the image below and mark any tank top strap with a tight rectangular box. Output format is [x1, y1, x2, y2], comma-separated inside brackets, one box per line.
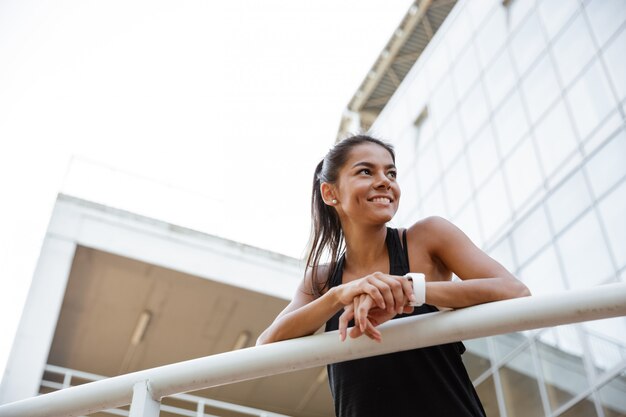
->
[327, 253, 346, 289]
[386, 227, 410, 276]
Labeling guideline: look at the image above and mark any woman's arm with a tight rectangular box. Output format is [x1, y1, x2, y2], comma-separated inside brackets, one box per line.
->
[409, 216, 530, 309]
[256, 269, 414, 345]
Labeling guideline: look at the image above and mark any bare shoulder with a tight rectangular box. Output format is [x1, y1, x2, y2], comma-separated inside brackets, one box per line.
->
[406, 216, 460, 246]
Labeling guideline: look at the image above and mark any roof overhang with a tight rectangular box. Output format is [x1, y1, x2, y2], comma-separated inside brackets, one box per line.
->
[337, 0, 457, 140]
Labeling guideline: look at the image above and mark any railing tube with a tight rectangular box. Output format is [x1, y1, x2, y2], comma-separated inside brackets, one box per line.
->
[1, 282, 625, 417]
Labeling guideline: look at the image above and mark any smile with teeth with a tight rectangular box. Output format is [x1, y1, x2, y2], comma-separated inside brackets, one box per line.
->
[370, 197, 392, 203]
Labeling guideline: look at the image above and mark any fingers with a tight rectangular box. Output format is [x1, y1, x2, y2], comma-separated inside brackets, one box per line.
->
[339, 297, 383, 342]
[400, 276, 417, 306]
[339, 272, 411, 313]
[338, 304, 354, 342]
[354, 294, 373, 332]
[362, 273, 404, 314]
[360, 282, 387, 310]
[349, 318, 381, 342]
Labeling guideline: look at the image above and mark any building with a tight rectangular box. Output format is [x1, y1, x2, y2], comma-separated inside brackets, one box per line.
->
[338, 0, 626, 416]
[1, 0, 625, 416]
[0, 194, 333, 416]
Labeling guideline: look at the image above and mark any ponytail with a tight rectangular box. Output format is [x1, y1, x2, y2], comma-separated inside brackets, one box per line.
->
[306, 159, 343, 296]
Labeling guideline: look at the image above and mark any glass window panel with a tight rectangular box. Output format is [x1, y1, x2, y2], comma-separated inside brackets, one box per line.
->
[444, 153, 472, 216]
[483, 50, 516, 108]
[397, 164, 419, 214]
[452, 43, 480, 100]
[498, 344, 545, 417]
[503, 138, 543, 211]
[506, 0, 535, 33]
[475, 7, 508, 66]
[453, 200, 484, 248]
[476, 171, 511, 241]
[598, 371, 626, 417]
[546, 171, 593, 233]
[395, 129, 418, 169]
[421, 185, 447, 217]
[598, 179, 626, 269]
[557, 211, 614, 289]
[584, 0, 626, 48]
[566, 60, 617, 141]
[541, 325, 586, 357]
[559, 395, 599, 417]
[429, 76, 456, 128]
[520, 53, 561, 125]
[446, 10, 474, 60]
[509, 12, 547, 76]
[459, 81, 489, 140]
[533, 101, 579, 178]
[465, 0, 496, 33]
[417, 115, 436, 152]
[537, 328, 559, 346]
[425, 40, 451, 86]
[512, 206, 552, 267]
[475, 374, 501, 417]
[537, 0, 580, 39]
[602, 27, 626, 102]
[493, 333, 528, 362]
[463, 338, 492, 381]
[488, 236, 516, 275]
[437, 114, 465, 171]
[585, 129, 626, 198]
[552, 12, 597, 87]
[583, 111, 624, 159]
[582, 317, 626, 374]
[417, 142, 441, 196]
[536, 334, 589, 412]
[493, 89, 529, 158]
[519, 245, 565, 296]
[467, 125, 500, 188]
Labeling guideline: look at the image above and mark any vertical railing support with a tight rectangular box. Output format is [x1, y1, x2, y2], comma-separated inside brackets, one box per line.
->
[129, 381, 160, 417]
[196, 400, 205, 417]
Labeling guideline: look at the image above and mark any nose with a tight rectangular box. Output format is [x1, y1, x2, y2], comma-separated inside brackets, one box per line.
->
[374, 173, 391, 189]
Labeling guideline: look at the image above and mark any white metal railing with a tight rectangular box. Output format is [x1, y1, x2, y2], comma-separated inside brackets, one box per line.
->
[1, 282, 626, 417]
[39, 364, 288, 417]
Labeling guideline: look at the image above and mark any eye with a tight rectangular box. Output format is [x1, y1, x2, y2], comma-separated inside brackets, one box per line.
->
[387, 170, 397, 179]
[358, 168, 371, 175]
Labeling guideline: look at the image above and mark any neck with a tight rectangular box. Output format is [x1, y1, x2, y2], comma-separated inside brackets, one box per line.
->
[342, 223, 388, 274]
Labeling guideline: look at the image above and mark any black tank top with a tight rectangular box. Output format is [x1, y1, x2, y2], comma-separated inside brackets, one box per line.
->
[325, 227, 486, 417]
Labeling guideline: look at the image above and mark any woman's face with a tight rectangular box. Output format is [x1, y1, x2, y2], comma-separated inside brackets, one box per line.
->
[332, 142, 401, 226]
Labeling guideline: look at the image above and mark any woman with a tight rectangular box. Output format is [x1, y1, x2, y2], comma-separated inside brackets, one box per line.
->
[257, 135, 530, 416]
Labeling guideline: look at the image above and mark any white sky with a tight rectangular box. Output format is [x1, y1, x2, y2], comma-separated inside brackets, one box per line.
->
[0, 1, 414, 387]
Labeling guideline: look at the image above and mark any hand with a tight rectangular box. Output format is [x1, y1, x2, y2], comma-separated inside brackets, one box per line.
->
[335, 272, 415, 316]
[338, 293, 414, 342]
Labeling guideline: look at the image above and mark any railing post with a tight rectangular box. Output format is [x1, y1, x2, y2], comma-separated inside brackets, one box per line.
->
[129, 381, 160, 417]
[196, 400, 205, 417]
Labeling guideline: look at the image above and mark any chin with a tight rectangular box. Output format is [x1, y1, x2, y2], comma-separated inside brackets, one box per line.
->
[369, 212, 395, 224]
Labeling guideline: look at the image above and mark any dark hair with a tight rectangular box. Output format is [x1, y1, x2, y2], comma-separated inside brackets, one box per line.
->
[306, 134, 395, 296]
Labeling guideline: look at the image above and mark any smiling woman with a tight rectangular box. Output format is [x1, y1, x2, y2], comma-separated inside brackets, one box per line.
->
[256, 134, 530, 417]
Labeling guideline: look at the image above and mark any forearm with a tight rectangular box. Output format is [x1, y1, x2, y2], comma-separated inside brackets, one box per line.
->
[256, 287, 343, 345]
[426, 277, 530, 309]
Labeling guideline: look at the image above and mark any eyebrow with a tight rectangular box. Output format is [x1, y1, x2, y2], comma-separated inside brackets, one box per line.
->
[351, 161, 397, 170]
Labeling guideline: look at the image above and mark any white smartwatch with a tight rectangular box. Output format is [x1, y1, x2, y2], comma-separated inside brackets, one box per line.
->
[404, 272, 426, 307]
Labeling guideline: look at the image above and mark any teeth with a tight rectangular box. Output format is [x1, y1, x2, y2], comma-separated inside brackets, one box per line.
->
[372, 197, 390, 203]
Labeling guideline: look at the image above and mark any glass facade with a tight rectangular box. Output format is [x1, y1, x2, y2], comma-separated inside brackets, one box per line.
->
[372, 0, 626, 415]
